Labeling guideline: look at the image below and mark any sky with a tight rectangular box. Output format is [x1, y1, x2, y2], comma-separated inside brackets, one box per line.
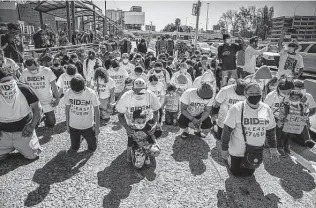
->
[92, 1, 316, 31]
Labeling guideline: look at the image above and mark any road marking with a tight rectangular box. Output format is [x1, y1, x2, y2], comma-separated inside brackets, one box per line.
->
[290, 150, 316, 173]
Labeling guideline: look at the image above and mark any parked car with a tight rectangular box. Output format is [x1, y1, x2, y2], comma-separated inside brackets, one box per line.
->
[298, 42, 316, 74]
[196, 42, 212, 55]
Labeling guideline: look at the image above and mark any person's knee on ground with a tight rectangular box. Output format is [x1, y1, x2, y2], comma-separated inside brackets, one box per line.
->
[44, 111, 56, 128]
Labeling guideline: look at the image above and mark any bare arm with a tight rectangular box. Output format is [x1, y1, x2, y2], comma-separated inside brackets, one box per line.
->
[30, 101, 42, 128]
[181, 102, 195, 121]
[94, 106, 100, 131]
[50, 80, 60, 101]
[200, 106, 212, 122]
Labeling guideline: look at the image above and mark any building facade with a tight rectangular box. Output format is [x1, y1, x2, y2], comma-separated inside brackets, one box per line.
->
[269, 15, 316, 42]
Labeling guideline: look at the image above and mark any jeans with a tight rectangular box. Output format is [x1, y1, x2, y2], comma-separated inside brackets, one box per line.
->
[43, 111, 56, 128]
[69, 127, 97, 152]
[165, 111, 178, 125]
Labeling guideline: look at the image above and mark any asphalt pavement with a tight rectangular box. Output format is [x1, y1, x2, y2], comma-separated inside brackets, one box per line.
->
[0, 99, 316, 208]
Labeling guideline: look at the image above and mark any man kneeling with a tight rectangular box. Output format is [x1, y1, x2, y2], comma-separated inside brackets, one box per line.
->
[178, 79, 214, 139]
[0, 68, 42, 160]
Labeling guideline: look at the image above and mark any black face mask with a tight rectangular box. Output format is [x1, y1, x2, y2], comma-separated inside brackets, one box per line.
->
[155, 70, 161, 73]
[89, 56, 94, 60]
[247, 95, 262, 105]
[53, 63, 59, 67]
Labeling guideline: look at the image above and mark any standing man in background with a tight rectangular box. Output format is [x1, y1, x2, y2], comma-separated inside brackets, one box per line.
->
[217, 34, 244, 86]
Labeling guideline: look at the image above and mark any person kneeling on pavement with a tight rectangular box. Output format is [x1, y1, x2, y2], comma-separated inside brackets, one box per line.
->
[221, 82, 280, 177]
[116, 78, 161, 165]
[64, 74, 100, 153]
[178, 79, 214, 139]
[0, 68, 42, 160]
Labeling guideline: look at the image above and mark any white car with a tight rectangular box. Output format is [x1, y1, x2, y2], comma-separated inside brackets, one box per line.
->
[298, 42, 316, 74]
[196, 42, 212, 55]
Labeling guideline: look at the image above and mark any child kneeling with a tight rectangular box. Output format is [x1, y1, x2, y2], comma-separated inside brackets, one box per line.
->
[129, 109, 161, 169]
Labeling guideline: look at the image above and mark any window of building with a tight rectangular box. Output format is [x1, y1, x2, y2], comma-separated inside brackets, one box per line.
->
[308, 44, 316, 53]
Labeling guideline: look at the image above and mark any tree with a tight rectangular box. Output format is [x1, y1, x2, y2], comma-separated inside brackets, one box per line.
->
[218, 9, 240, 36]
[175, 18, 181, 32]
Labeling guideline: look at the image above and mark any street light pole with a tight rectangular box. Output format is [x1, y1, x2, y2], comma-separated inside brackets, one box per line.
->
[103, 0, 107, 36]
[206, 3, 209, 31]
[194, 0, 201, 48]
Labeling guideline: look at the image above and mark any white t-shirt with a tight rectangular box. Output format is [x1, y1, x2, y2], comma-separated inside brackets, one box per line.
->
[20, 66, 56, 105]
[305, 93, 316, 109]
[244, 45, 267, 74]
[1, 58, 19, 74]
[83, 58, 102, 82]
[147, 70, 170, 88]
[91, 77, 115, 99]
[64, 87, 100, 129]
[170, 76, 193, 95]
[56, 73, 74, 94]
[193, 75, 217, 97]
[147, 82, 166, 104]
[128, 72, 148, 83]
[108, 68, 128, 93]
[116, 90, 161, 128]
[264, 90, 286, 120]
[172, 71, 193, 83]
[120, 62, 135, 74]
[277, 49, 304, 78]
[224, 101, 276, 157]
[180, 88, 214, 117]
[215, 85, 246, 128]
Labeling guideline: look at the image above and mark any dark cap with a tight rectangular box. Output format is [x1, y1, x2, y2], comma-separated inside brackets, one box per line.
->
[250, 36, 259, 44]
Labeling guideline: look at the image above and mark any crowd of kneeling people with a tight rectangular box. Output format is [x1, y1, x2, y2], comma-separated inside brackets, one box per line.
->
[0, 38, 315, 177]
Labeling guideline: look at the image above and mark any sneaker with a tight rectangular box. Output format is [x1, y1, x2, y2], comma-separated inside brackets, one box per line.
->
[278, 148, 286, 157]
[194, 131, 206, 138]
[305, 140, 315, 149]
[181, 132, 189, 139]
[0, 154, 8, 162]
[67, 148, 78, 154]
[144, 157, 151, 165]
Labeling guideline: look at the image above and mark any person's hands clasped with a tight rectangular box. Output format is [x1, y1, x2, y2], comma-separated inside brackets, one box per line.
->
[51, 98, 60, 107]
[126, 126, 135, 136]
[222, 51, 231, 56]
[191, 118, 200, 129]
[22, 123, 35, 137]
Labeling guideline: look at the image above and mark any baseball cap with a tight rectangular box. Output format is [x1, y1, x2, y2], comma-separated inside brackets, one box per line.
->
[249, 36, 259, 44]
[177, 74, 188, 85]
[245, 82, 262, 96]
[133, 78, 147, 94]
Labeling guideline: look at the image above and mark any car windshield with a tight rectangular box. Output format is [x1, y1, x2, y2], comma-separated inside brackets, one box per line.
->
[199, 43, 209, 48]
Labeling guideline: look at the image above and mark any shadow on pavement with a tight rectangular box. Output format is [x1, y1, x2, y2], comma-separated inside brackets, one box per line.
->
[171, 135, 210, 176]
[289, 140, 316, 163]
[97, 151, 156, 208]
[24, 150, 92, 207]
[263, 154, 316, 199]
[210, 140, 227, 167]
[160, 124, 180, 138]
[217, 174, 281, 208]
[0, 153, 36, 177]
[36, 121, 67, 138]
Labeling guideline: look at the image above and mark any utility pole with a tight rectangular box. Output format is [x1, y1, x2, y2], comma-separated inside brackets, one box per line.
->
[149, 21, 152, 42]
[103, 0, 107, 36]
[206, 3, 209, 31]
[194, 0, 201, 48]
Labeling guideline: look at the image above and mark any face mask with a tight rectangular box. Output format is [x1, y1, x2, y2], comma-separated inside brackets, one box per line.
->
[0, 79, 17, 103]
[225, 38, 232, 44]
[116, 57, 120, 61]
[180, 68, 187, 73]
[247, 95, 262, 105]
[134, 123, 146, 130]
[155, 69, 161, 73]
[89, 56, 94, 60]
[123, 59, 129, 64]
[149, 55, 153, 59]
[53, 63, 59, 67]
[126, 85, 132, 90]
[269, 85, 277, 91]
[29, 69, 39, 74]
[135, 94, 146, 100]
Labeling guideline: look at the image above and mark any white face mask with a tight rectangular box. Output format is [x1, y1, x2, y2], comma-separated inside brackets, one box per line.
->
[0, 79, 17, 103]
[123, 59, 129, 64]
[97, 78, 105, 85]
[135, 94, 145, 100]
[116, 57, 121, 61]
[29, 69, 39, 74]
[180, 68, 187, 73]
[225, 38, 232, 44]
[134, 123, 146, 130]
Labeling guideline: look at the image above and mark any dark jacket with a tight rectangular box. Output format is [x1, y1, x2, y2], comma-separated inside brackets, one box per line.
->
[217, 43, 243, 71]
[137, 43, 148, 54]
